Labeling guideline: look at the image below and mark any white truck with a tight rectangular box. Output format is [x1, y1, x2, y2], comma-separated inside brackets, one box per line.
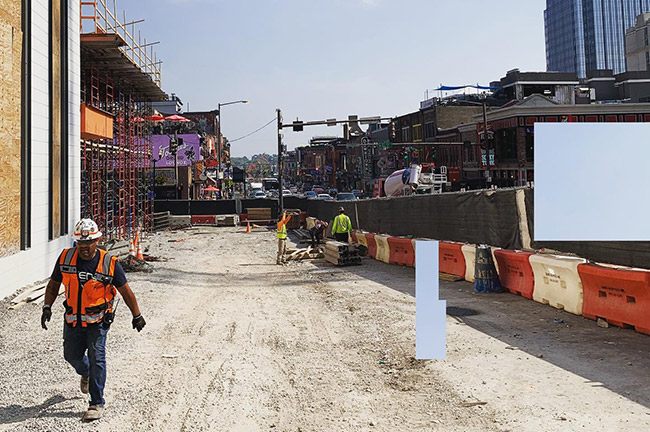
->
[383, 164, 448, 197]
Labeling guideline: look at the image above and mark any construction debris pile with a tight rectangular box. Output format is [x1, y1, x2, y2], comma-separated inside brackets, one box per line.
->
[324, 241, 363, 266]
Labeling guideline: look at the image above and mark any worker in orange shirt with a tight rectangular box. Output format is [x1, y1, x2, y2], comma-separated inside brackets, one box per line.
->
[277, 211, 292, 264]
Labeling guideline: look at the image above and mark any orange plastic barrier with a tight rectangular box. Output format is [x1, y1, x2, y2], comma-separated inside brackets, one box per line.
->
[191, 215, 216, 225]
[365, 233, 378, 260]
[439, 242, 466, 278]
[355, 231, 368, 247]
[388, 237, 415, 267]
[350, 231, 358, 243]
[493, 250, 535, 299]
[578, 263, 650, 335]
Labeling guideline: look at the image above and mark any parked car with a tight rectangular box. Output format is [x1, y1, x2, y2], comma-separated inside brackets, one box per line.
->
[289, 186, 298, 194]
[282, 189, 292, 197]
[253, 191, 266, 199]
[336, 192, 357, 201]
[304, 191, 317, 199]
[328, 188, 338, 197]
[352, 189, 362, 198]
[317, 193, 333, 200]
[312, 187, 325, 194]
[267, 189, 279, 198]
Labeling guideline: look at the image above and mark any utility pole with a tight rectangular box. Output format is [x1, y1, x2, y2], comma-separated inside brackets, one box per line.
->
[482, 101, 488, 189]
[217, 103, 222, 198]
[277, 108, 283, 215]
[174, 128, 179, 199]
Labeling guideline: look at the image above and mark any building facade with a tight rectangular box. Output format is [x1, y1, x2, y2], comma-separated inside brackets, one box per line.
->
[545, 0, 650, 77]
[0, 0, 80, 299]
[626, 13, 650, 71]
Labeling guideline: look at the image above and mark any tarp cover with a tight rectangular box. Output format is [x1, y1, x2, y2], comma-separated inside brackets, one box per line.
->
[287, 189, 523, 250]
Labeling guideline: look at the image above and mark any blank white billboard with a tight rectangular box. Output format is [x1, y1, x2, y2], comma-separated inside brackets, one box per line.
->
[535, 123, 650, 241]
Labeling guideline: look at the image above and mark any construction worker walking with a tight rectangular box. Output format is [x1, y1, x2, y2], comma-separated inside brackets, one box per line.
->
[40, 219, 146, 422]
[332, 206, 353, 242]
[276, 211, 292, 264]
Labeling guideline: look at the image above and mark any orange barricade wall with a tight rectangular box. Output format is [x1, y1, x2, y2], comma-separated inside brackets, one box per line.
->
[365, 233, 378, 260]
[439, 242, 466, 278]
[356, 231, 368, 247]
[388, 237, 415, 267]
[461, 244, 477, 282]
[191, 215, 216, 225]
[530, 254, 586, 315]
[493, 250, 535, 299]
[579, 263, 650, 335]
[374, 235, 391, 263]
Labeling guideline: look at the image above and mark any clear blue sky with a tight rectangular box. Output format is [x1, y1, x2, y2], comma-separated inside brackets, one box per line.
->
[123, 0, 547, 157]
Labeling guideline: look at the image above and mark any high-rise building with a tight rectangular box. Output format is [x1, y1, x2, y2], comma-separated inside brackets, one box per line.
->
[545, 0, 650, 77]
[626, 13, 650, 71]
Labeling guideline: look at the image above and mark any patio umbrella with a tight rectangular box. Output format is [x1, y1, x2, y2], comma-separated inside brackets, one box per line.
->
[148, 113, 165, 121]
[165, 114, 191, 122]
[204, 186, 219, 192]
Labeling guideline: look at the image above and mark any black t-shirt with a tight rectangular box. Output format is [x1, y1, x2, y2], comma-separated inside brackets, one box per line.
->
[51, 249, 127, 288]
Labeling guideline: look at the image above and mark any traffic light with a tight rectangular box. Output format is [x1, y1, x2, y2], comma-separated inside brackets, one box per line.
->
[177, 137, 184, 148]
[292, 120, 303, 132]
[389, 121, 396, 140]
[169, 137, 178, 154]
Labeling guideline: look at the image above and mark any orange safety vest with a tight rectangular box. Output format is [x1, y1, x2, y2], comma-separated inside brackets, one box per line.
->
[59, 248, 117, 327]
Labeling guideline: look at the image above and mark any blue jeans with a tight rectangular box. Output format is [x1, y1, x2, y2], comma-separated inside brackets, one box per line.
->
[63, 322, 108, 406]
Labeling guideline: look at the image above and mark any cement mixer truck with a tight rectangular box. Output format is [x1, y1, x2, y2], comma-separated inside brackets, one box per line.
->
[383, 164, 448, 197]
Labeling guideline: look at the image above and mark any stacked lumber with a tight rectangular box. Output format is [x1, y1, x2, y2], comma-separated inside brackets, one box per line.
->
[283, 246, 324, 261]
[217, 214, 240, 227]
[324, 241, 362, 266]
[10, 284, 64, 310]
[247, 208, 272, 222]
[284, 209, 301, 230]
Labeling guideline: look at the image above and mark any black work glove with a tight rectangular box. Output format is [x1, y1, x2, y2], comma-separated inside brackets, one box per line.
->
[132, 315, 146, 332]
[41, 305, 52, 330]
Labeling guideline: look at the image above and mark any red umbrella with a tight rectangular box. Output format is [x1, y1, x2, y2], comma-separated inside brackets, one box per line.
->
[149, 113, 165, 121]
[204, 186, 219, 192]
[165, 114, 191, 122]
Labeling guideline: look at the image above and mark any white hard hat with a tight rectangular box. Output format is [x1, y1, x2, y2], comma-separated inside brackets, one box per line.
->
[73, 218, 102, 241]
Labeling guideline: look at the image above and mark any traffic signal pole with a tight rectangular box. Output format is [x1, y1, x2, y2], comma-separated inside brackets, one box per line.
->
[277, 108, 283, 215]
[276, 113, 394, 215]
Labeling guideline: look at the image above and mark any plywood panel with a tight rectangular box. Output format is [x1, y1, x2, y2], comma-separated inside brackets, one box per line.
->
[50, 0, 61, 237]
[0, 6, 22, 258]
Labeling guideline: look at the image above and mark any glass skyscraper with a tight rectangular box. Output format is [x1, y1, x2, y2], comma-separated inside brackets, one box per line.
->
[545, 0, 650, 77]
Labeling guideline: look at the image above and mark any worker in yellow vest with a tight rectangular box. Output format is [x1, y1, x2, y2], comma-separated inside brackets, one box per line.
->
[332, 206, 353, 242]
[277, 211, 292, 264]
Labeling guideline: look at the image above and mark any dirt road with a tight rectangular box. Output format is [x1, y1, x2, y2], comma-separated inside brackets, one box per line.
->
[0, 227, 649, 431]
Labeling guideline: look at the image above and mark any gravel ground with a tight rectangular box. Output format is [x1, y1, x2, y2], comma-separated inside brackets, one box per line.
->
[0, 226, 649, 431]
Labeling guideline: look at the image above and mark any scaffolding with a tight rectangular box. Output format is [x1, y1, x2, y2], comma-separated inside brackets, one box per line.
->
[80, 1, 167, 241]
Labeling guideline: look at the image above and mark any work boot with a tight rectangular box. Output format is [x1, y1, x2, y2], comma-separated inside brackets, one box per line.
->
[80, 376, 89, 394]
[83, 405, 104, 422]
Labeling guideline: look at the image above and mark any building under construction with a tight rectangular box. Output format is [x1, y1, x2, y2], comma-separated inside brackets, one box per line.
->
[80, 0, 167, 240]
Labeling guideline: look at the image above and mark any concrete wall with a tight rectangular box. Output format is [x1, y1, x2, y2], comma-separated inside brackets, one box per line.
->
[0, 0, 80, 299]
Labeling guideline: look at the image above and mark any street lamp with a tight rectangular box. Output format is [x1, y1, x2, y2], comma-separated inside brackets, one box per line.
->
[217, 100, 249, 198]
[151, 147, 163, 204]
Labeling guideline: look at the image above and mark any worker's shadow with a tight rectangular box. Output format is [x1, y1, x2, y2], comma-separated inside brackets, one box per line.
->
[0, 395, 84, 424]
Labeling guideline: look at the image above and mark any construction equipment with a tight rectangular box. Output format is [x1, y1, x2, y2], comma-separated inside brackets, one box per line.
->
[384, 164, 448, 197]
[324, 241, 362, 266]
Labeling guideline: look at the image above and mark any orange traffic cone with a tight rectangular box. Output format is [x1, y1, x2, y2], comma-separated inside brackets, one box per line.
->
[129, 240, 136, 256]
[136, 242, 144, 260]
[246, 220, 251, 233]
